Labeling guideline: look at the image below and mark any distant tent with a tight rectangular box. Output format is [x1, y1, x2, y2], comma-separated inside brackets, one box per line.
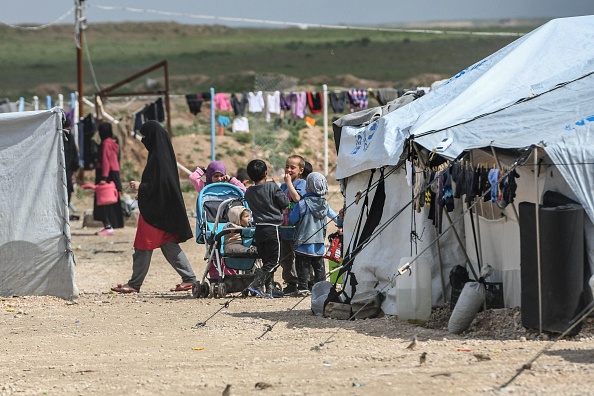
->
[333, 16, 594, 317]
[0, 109, 78, 300]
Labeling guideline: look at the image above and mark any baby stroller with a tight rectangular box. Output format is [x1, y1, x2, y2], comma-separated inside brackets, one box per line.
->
[192, 182, 259, 298]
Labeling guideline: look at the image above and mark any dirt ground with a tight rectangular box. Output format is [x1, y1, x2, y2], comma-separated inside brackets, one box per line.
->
[2, 188, 594, 396]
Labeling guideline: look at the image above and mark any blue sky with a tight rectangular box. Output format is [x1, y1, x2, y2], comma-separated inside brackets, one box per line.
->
[2, 0, 593, 26]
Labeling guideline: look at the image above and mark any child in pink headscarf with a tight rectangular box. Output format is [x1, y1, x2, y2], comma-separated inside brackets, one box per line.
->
[189, 161, 246, 193]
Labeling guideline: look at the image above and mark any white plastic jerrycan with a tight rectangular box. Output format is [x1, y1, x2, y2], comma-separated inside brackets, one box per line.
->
[396, 256, 432, 324]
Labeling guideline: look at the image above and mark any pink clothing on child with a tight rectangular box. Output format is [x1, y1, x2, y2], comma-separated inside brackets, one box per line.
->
[189, 164, 246, 193]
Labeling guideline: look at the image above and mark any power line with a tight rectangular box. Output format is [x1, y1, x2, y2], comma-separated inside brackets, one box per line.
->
[88, 4, 524, 37]
[0, 7, 75, 30]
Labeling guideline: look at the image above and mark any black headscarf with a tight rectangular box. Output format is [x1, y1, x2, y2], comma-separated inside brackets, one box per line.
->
[137, 121, 193, 242]
[98, 122, 113, 141]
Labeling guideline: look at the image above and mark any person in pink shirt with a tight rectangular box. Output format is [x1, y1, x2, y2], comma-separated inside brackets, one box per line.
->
[93, 122, 124, 235]
[189, 161, 246, 193]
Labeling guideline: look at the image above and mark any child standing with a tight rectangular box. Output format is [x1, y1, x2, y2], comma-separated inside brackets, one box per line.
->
[289, 172, 342, 295]
[244, 159, 290, 297]
[190, 161, 246, 193]
[279, 155, 307, 294]
[223, 206, 257, 255]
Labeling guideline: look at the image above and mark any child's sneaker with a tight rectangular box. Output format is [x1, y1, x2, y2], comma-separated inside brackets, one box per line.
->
[96, 227, 114, 236]
[293, 289, 311, 297]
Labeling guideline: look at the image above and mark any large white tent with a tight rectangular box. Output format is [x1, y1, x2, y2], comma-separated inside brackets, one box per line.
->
[0, 109, 78, 300]
[334, 15, 594, 315]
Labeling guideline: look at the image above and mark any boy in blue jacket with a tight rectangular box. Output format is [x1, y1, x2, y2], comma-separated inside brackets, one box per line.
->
[288, 172, 342, 295]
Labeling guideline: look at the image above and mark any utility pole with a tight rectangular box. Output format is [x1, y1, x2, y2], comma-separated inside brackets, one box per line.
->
[76, 0, 86, 116]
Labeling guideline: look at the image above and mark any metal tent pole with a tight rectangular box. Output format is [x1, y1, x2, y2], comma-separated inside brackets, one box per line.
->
[323, 84, 329, 176]
[534, 147, 543, 334]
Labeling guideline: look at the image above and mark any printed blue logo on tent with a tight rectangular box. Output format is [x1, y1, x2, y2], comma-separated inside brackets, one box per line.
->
[351, 122, 377, 155]
[565, 114, 594, 131]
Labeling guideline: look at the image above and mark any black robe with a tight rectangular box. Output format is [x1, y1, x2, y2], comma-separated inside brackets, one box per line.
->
[137, 121, 193, 242]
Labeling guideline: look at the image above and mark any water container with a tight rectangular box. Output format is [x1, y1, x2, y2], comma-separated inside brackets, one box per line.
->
[396, 256, 432, 324]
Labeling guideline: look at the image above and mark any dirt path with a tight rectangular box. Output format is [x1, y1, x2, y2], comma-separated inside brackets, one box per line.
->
[2, 192, 594, 395]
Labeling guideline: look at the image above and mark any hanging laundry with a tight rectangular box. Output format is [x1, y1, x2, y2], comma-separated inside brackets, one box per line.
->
[441, 170, 455, 212]
[329, 91, 348, 113]
[217, 115, 231, 127]
[214, 93, 233, 112]
[501, 169, 520, 207]
[82, 113, 98, 170]
[291, 92, 307, 119]
[186, 94, 203, 115]
[248, 91, 265, 113]
[306, 91, 323, 114]
[488, 168, 500, 203]
[280, 92, 291, 111]
[231, 92, 248, 116]
[371, 88, 399, 106]
[155, 98, 165, 122]
[348, 89, 368, 111]
[232, 117, 250, 133]
[201, 91, 212, 101]
[266, 91, 281, 123]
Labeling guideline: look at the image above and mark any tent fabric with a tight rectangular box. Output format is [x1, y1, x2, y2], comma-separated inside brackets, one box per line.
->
[334, 16, 594, 312]
[336, 15, 594, 180]
[0, 109, 78, 300]
[342, 168, 466, 314]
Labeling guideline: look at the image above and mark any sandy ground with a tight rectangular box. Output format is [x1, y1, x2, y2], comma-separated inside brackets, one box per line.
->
[2, 189, 594, 395]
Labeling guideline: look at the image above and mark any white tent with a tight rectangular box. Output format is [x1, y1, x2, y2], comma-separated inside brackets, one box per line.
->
[0, 109, 78, 300]
[334, 15, 594, 315]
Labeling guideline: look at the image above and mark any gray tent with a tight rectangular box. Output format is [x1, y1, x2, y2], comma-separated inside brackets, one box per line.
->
[0, 109, 78, 300]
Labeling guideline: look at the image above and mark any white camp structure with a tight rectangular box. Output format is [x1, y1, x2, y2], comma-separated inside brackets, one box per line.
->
[0, 109, 78, 300]
[334, 15, 594, 316]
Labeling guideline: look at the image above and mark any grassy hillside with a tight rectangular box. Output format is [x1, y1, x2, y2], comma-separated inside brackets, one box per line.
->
[0, 22, 536, 99]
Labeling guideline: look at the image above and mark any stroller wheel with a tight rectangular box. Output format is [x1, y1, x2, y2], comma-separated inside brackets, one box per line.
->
[210, 283, 218, 298]
[218, 282, 227, 298]
[191, 282, 199, 298]
[200, 282, 210, 298]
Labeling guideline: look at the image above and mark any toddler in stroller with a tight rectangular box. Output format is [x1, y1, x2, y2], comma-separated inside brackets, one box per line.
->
[224, 206, 258, 255]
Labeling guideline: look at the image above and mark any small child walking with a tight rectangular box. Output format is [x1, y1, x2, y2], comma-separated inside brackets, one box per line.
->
[289, 172, 342, 295]
[243, 159, 290, 297]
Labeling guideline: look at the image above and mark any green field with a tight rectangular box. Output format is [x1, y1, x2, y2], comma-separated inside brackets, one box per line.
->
[0, 22, 537, 99]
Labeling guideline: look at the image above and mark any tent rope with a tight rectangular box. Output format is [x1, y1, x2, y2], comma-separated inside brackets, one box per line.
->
[314, 147, 532, 349]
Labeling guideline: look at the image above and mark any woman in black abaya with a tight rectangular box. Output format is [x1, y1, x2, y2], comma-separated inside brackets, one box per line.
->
[111, 121, 196, 293]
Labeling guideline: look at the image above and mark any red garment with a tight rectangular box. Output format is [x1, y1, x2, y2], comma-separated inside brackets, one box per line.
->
[98, 137, 120, 179]
[134, 214, 179, 250]
[306, 92, 323, 114]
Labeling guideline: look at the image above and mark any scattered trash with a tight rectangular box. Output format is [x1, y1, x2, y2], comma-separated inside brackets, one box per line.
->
[191, 347, 204, 351]
[457, 348, 472, 352]
[323, 363, 331, 367]
[6, 307, 14, 312]
[352, 382, 366, 387]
